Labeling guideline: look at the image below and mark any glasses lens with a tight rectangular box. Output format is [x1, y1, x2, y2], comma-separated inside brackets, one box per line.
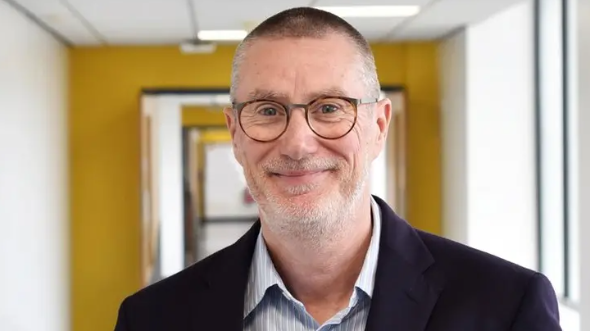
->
[239, 101, 288, 141]
[308, 97, 356, 138]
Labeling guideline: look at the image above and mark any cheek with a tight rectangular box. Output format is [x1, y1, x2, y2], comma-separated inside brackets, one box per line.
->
[347, 126, 365, 155]
[346, 128, 374, 171]
[352, 120, 378, 158]
[237, 139, 270, 171]
[324, 135, 362, 170]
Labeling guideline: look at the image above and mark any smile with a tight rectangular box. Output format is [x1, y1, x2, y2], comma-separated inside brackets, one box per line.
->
[271, 170, 329, 185]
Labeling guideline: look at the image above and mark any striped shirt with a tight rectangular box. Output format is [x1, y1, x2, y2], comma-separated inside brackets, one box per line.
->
[243, 197, 382, 331]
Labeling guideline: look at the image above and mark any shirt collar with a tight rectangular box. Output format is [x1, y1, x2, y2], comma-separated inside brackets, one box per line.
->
[354, 196, 382, 296]
[243, 196, 382, 318]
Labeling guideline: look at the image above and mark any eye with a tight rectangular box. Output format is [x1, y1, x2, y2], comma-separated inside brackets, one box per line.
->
[253, 102, 283, 116]
[319, 104, 340, 114]
[259, 107, 278, 116]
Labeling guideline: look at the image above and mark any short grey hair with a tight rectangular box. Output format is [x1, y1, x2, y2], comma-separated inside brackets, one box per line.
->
[229, 7, 381, 102]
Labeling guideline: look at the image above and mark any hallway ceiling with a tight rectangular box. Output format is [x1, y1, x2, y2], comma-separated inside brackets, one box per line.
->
[6, 0, 524, 46]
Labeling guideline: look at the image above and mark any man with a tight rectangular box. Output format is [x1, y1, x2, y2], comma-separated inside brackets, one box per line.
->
[114, 7, 561, 331]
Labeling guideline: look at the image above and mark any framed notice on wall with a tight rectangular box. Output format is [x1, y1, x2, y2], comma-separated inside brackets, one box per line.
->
[203, 142, 259, 219]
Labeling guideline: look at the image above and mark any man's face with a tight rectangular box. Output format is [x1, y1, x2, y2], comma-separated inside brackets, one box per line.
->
[225, 33, 391, 239]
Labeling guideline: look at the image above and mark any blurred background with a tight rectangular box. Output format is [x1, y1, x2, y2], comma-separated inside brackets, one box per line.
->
[0, 0, 588, 330]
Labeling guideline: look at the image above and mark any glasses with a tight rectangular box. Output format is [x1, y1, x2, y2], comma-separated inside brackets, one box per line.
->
[232, 96, 378, 142]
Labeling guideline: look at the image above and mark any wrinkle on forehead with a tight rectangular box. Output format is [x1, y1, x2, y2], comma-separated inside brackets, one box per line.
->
[246, 87, 353, 103]
[235, 36, 367, 103]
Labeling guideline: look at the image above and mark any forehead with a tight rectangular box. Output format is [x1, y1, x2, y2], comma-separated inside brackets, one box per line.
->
[235, 33, 366, 102]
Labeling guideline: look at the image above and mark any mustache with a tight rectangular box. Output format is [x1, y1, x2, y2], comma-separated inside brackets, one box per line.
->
[261, 157, 342, 173]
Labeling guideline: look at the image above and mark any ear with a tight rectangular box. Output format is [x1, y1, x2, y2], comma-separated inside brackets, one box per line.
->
[223, 107, 237, 138]
[223, 107, 243, 166]
[372, 98, 392, 160]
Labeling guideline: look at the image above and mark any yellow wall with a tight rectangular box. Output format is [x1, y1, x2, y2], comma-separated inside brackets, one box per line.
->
[69, 43, 440, 331]
[183, 106, 227, 126]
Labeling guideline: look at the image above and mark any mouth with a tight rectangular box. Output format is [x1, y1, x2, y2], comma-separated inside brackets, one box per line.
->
[272, 170, 324, 177]
[269, 169, 330, 186]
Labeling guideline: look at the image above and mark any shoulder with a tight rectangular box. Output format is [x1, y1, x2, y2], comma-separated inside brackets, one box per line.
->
[416, 230, 539, 289]
[114, 222, 260, 329]
[113, 248, 235, 329]
[118, 245, 233, 313]
[119, 221, 260, 311]
[415, 230, 559, 326]
[418, 230, 536, 277]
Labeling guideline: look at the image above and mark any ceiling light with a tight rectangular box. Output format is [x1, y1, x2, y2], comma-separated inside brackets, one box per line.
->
[197, 30, 247, 41]
[180, 41, 217, 54]
[315, 5, 420, 18]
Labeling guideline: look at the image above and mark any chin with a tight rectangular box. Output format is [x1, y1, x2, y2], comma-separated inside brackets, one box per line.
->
[262, 196, 347, 244]
[275, 181, 331, 201]
[267, 198, 333, 225]
[270, 185, 338, 214]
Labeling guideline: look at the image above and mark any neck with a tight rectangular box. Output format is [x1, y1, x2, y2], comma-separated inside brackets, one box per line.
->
[260, 193, 373, 307]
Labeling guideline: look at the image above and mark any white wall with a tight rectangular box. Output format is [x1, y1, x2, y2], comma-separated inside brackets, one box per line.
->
[154, 98, 184, 278]
[440, 29, 468, 244]
[466, 0, 537, 270]
[441, 0, 588, 329]
[0, 2, 69, 331]
[440, 0, 537, 270]
[369, 136, 388, 202]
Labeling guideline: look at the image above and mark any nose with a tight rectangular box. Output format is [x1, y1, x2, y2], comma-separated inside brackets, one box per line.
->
[277, 108, 319, 161]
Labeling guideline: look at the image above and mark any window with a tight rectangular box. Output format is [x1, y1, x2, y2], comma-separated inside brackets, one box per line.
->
[535, 0, 579, 304]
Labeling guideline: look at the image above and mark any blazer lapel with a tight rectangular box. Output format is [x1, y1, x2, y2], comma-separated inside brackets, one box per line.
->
[186, 196, 445, 331]
[189, 221, 261, 331]
[365, 196, 446, 331]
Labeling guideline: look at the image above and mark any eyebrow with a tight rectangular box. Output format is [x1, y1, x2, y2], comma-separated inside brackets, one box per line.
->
[247, 89, 287, 101]
[246, 87, 349, 103]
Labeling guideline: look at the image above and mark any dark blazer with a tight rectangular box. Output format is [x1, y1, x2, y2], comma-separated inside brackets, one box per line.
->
[114, 196, 561, 331]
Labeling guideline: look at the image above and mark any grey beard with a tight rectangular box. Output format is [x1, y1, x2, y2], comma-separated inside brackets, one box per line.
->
[263, 195, 343, 246]
[259, 168, 369, 250]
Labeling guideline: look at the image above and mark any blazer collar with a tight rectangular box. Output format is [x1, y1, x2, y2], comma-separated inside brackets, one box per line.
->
[190, 222, 260, 331]
[196, 195, 445, 331]
[365, 195, 445, 331]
